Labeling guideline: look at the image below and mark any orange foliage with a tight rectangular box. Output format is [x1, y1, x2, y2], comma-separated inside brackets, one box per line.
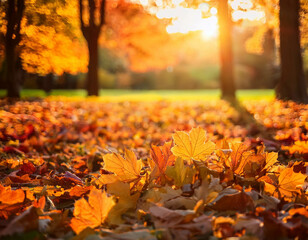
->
[20, 0, 88, 75]
[103, 0, 178, 72]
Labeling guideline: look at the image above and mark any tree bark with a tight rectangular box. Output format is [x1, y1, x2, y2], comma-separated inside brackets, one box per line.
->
[277, 0, 308, 103]
[4, 0, 25, 98]
[79, 0, 105, 96]
[218, 0, 236, 100]
[87, 34, 99, 96]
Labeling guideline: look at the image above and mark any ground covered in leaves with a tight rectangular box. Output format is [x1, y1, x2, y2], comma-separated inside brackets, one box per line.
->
[0, 98, 307, 240]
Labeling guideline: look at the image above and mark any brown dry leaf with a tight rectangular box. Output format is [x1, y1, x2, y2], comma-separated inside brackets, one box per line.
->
[138, 186, 182, 211]
[69, 185, 93, 197]
[0, 206, 39, 236]
[194, 177, 222, 204]
[211, 190, 255, 212]
[0, 185, 25, 205]
[0, 203, 25, 219]
[168, 215, 212, 240]
[70, 188, 115, 234]
[234, 216, 263, 237]
[149, 205, 195, 228]
[86, 229, 156, 240]
[171, 127, 215, 161]
[103, 149, 142, 183]
[212, 216, 235, 239]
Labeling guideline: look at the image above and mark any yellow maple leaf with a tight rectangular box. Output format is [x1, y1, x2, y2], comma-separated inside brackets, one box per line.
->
[262, 152, 278, 171]
[103, 149, 142, 183]
[70, 188, 115, 234]
[165, 157, 196, 187]
[106, 181, 140, 225]
[278, 167, 307, 197]
[171, 127, 215, 161]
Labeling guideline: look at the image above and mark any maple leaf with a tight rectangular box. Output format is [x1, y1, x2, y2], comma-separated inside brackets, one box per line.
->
[70, 188, 115, 234]
[262, 152, 278, 171]
[103, 149, 142, 183]
[138, 186, 182, 211]
[229, 142, 253, 174]
[277, 167, 307, 197]
[106, 181, 140, 225]
[150, 141, 175, 183]
[165, 158, 196, 187]
[260, 166, 307, 199]
[151, 141, 175, 173]
[0, 185, 25, 205]
[171, 127, 215, 161]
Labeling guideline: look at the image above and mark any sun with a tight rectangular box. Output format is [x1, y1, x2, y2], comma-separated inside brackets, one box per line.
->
[136, 0, 265, 39]
[156, 5, 219, 39]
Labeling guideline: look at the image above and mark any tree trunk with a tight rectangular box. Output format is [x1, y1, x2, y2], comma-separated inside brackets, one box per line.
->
[4, 0, 25, 98]
[5, 42, 20, 98]
[277, 0, 308, 103]
[218, 0, 236, 100]
[87, 36, 99, 96]
[79, 0, 105, 96]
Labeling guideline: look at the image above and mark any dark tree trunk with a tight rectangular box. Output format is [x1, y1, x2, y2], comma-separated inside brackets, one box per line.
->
[87, 34, 99, 96]
[277, 0, 308, 103]
[5, 43, 19, 97]
[4, 0, 25, 98]
[79, 0, 105, 96]
[218, 0, 236, 100]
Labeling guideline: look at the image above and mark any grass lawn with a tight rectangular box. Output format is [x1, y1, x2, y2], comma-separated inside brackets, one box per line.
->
[0, 89, 275, 101]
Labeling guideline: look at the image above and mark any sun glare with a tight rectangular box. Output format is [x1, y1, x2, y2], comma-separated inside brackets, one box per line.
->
[157, 7, 218, 39]
[137, 0, 266, 38]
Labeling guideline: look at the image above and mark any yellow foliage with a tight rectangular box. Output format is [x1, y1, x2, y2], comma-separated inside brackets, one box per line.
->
[20, 0, 88, 75]
[103, 149, 143, 183]
[171, 127, 216, 162]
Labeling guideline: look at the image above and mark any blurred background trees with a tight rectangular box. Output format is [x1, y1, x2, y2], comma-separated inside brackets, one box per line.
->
[0, 0, 307, 101]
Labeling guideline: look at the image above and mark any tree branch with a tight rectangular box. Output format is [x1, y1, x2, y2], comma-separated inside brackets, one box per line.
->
[79, 0, 88, 40]
[99, 0, 106, 28]
[5, 0, 15, 43]
[14, 0, 25, 45]
[89, 0, 95, 28]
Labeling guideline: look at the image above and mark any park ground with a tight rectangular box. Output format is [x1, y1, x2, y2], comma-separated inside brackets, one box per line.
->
[0, 89, 275, 101]
[0, 90, 307, 239]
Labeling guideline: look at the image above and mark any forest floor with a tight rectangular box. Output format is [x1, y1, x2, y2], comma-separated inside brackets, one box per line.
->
[0, 95, 307, 239]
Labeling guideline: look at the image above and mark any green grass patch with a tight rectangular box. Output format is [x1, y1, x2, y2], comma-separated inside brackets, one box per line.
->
[0, 89, 275, 101]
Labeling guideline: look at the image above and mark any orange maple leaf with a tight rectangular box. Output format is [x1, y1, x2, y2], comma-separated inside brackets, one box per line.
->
[103, 149, 142, 183]
[151, 141, 175, 174]
[260, 166, 307, 199]
[70, 188, 115, 234]
[0, 185, 25, 205]
[171, 127, 215, 161]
